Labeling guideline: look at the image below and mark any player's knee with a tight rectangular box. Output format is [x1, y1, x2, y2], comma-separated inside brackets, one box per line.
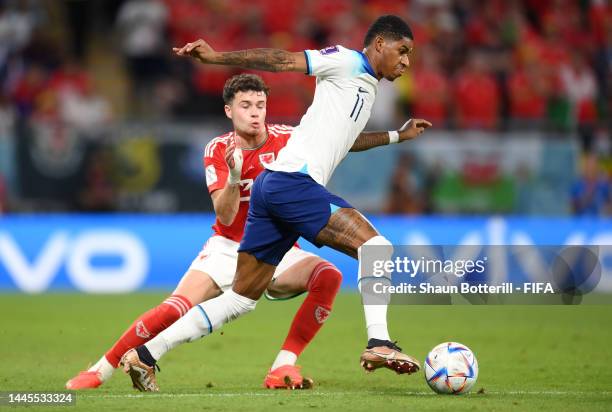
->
[158, 302, 177, 318]
[227, 289, 257, 316]
[358, 236, 393, 286]
[358, 235, 394, 260]
[361, 235, 393, 249]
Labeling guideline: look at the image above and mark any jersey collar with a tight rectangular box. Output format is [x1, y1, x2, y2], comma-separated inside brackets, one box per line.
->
[237, 125, 269, 151]
[358, 50, 377, 79]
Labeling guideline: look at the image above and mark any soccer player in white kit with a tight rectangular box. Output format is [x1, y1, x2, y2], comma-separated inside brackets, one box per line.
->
[123, 15, 432, 391]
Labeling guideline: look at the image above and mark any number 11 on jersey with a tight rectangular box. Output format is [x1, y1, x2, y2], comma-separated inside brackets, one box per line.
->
[350, 93, 365, 122]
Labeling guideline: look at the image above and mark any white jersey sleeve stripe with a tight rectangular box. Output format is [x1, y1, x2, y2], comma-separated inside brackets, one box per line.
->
[205, 137, 223, 158]
[205, 134, 231, 158]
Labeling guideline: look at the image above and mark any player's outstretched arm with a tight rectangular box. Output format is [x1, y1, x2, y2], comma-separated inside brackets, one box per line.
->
[173, 39, 307, 73]
[349, 118, 432, 152]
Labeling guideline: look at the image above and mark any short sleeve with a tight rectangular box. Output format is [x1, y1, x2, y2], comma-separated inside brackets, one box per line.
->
[304, 45, 373, 79]
[203, 142, 229, 194]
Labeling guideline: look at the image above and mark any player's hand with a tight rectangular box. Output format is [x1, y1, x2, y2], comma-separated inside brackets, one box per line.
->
[225, 136, 243, 185]
[397, 118, 432, 142]
[173, 39, 216, 63]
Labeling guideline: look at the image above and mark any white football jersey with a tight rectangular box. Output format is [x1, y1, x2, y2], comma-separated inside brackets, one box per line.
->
[265, 45, 379, 186]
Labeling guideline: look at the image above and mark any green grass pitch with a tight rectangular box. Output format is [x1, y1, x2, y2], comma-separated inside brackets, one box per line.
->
[0, 293, 611, 411]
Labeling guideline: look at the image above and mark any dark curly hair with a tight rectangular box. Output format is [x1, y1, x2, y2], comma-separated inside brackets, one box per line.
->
[222, 74, 270, 104]
[363, 15, 413, 48]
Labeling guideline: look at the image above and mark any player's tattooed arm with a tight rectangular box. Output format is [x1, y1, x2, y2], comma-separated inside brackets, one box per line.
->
[211, 49, 305, 72]
[350, 119, 432, 152]
[173, 39, 307, 73]
[350, 131, 391, 152]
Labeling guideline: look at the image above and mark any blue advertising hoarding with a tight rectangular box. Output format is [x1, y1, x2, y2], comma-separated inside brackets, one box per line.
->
[0, 214, 611, 293]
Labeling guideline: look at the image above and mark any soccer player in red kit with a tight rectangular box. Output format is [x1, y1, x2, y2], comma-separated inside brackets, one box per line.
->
[66, 74, 343, 390]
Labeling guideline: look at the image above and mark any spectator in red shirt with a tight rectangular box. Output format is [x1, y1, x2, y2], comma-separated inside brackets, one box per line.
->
[538, 8, 571, 85]
[164, 0, 211, 47]
[255, 0, 301, 35]
[508, 59, 549, 126]
[454, 52, 500, 129]
[560, 51, 599, 150]
[589, 0, 612, 46]
[411, 46, 450, 127]
[255, 72, 313, 124]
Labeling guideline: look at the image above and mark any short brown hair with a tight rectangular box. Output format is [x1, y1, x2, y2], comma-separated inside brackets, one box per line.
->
[222, 74, 270, 104]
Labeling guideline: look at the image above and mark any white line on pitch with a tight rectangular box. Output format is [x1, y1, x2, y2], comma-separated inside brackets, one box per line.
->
[77, 390, 612, 399]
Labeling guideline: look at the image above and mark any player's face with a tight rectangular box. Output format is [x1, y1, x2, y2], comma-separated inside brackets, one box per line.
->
[379, 37, 414, 81]
[225, 90, 267, 137]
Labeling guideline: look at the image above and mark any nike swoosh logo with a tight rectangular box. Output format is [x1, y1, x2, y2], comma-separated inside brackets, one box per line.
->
[369, 350, 396, 359]
[358, 87, 368, 93]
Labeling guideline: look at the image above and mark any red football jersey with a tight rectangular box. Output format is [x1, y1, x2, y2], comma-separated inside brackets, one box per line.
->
[204, 124, 292, 242]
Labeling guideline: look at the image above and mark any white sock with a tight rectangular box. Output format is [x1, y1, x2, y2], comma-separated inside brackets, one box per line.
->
[198, 289, 257, 330]
[358, 235, 393, 342]
[364, 305, 391, 341]
[270, 350, 298, 370]
[144, 305, 210, 360]
[88, 356, 114, 382]
[145, 290, 257, 361]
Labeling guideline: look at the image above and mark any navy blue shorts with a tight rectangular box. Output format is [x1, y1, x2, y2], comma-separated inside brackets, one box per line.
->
[238, 170, 353, 266]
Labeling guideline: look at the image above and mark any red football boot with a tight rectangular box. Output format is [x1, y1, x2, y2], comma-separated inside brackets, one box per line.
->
[264, 365, 313, 389]
[65, 371, 103, 390]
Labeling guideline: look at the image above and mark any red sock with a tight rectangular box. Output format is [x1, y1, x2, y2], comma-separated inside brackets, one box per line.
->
[104, 295, 192, 367]
[281, 262, 342, 356]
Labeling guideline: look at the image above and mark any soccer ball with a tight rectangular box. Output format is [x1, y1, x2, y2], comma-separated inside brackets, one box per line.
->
[424, 342, 478, 394]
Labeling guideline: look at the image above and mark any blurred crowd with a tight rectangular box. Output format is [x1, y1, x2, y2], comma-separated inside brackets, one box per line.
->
[0, 0, 611, 215]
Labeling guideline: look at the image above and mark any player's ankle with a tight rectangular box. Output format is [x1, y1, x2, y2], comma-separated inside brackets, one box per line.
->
[271, 349, 297, 370]
[136, 345, 157, 367]
[366, 338, 402, 351]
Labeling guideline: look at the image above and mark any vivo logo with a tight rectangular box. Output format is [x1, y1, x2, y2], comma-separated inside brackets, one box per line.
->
[0, 230, 149, 293]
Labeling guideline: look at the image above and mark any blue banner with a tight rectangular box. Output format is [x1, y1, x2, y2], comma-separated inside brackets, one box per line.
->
[0, 214, 611, 293]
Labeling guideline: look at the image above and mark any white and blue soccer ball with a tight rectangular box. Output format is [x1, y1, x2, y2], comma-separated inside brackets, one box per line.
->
[424, 342, 478, 394]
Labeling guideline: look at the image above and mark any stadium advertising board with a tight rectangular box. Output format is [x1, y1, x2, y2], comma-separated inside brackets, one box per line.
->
[1, 215, 611, 294]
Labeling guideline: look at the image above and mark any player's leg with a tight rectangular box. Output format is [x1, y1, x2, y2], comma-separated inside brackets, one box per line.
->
[122, 171, 297, 390]
[128, 252, 276, 366]
[66, 269, 218, 390]
[263, 250, 342, 389]
[315, 207, 420, 374]
[106, 270, 221, 365]
[230, 171, 418, 375]
[121, 253, 277, 391]
[66, 240, 229, 390]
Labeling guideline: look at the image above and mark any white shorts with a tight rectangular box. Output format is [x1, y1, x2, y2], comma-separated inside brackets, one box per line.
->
[187, 235, 317, 292]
